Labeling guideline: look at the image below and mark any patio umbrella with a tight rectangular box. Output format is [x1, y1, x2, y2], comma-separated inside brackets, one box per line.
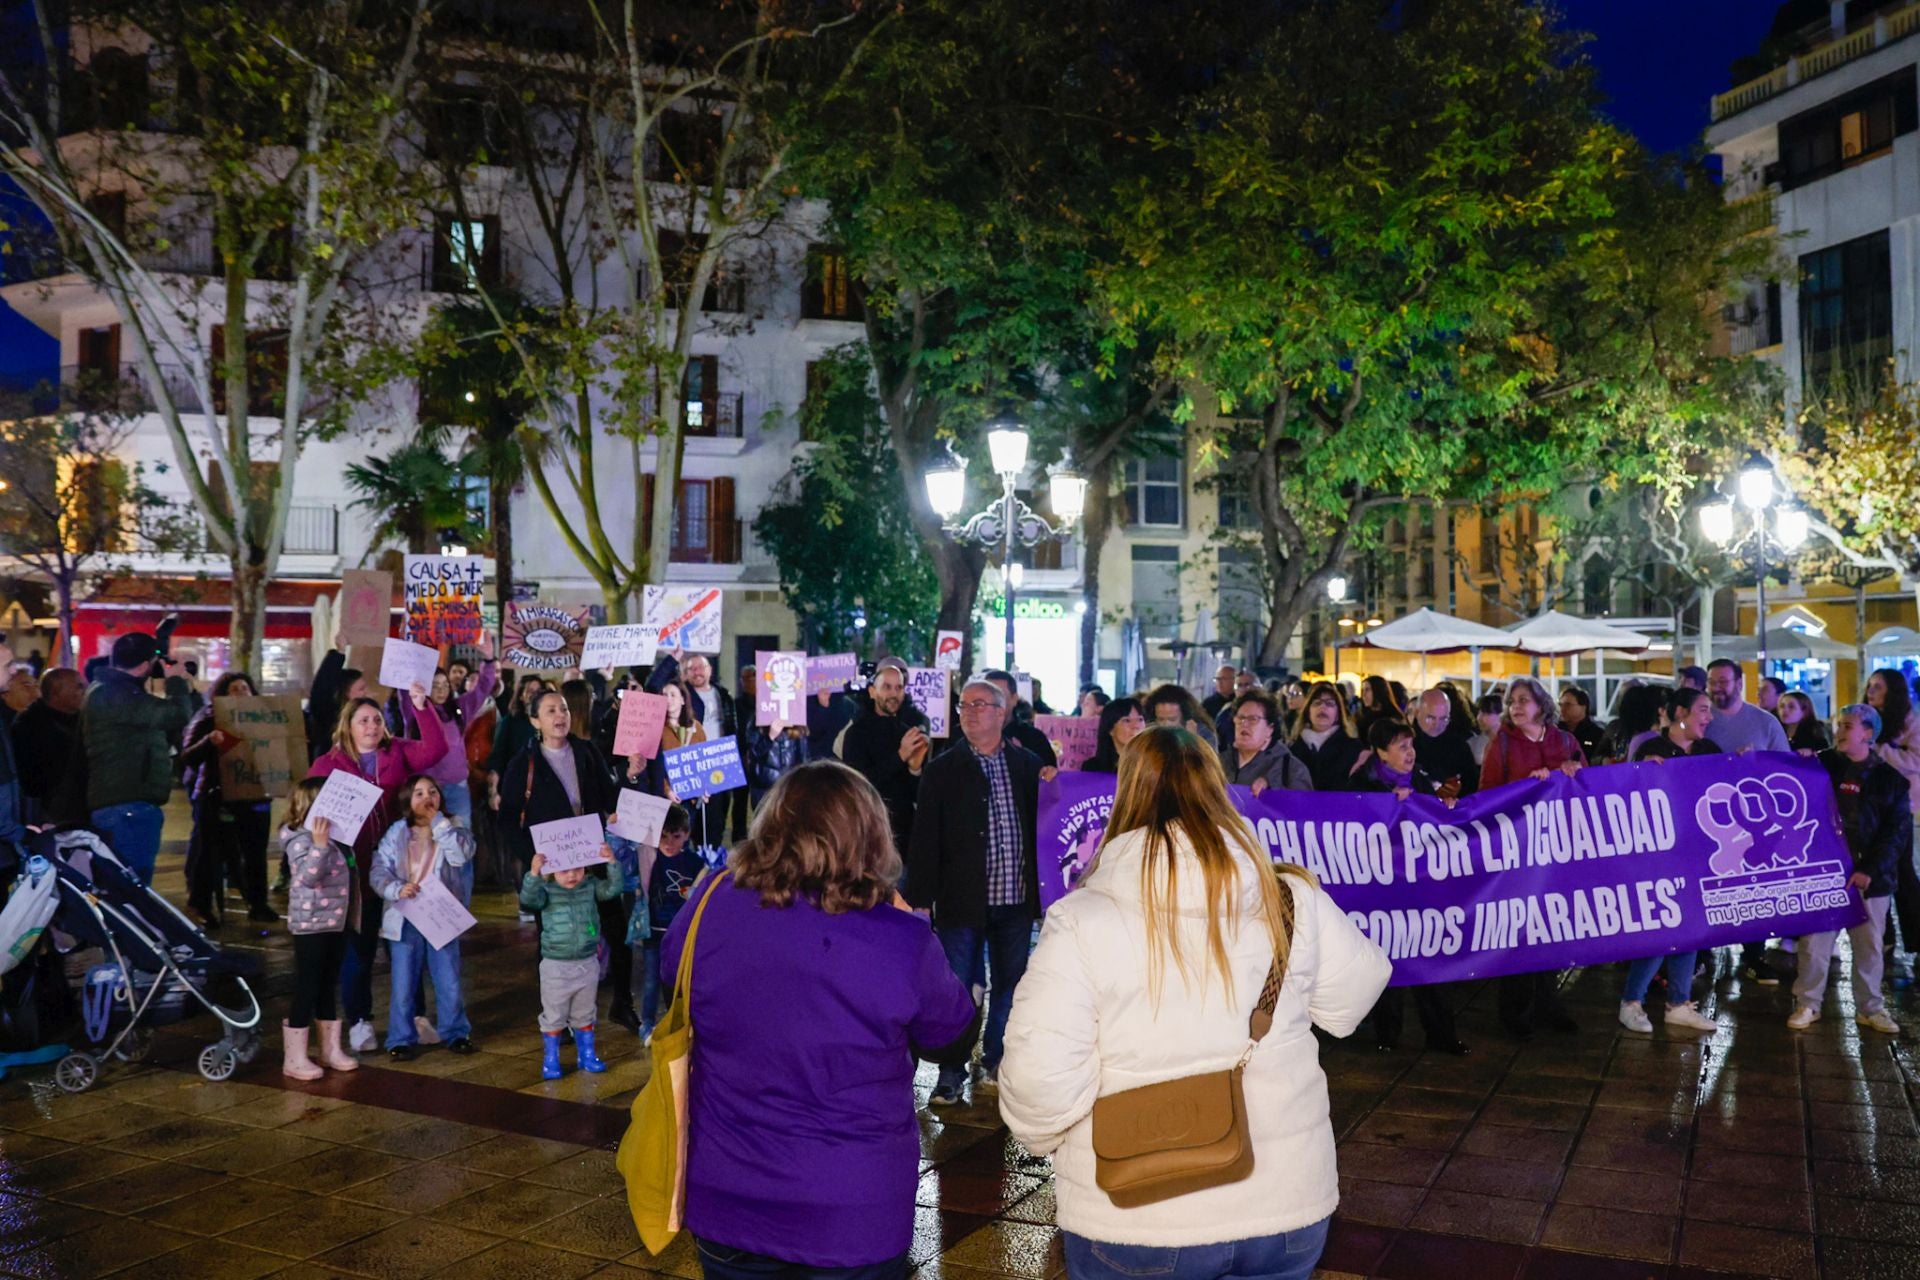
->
[1713, 627, 1856, 661]
[1503, 610, 1653, 657]
[1338, 607, 1521, 697]
[1867, 627, 1920, 655]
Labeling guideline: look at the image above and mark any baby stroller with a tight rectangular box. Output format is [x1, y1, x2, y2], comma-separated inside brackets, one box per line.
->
[12, 828, 263, 1091]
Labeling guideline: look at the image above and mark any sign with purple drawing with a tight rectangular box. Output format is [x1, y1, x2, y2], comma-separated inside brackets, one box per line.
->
[756, 650, 808, 726]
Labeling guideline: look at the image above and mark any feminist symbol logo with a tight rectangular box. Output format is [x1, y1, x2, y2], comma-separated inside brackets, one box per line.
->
[1695, 772, 1821, 877]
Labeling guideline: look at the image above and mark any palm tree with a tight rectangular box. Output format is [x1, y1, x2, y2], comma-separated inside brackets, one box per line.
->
[345, 438, 482, 557]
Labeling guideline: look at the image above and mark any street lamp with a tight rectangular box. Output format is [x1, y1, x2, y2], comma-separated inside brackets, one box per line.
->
[1327, 575, 1352, 681]
[923, 418, 1083, 670]
[1700, 454, 1807, 670]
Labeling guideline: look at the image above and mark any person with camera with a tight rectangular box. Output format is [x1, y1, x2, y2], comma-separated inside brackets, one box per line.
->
[81, 632, 195, 884]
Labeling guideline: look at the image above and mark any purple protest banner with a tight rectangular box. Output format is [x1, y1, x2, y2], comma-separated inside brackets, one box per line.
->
[1038, 753, 1865, 986]
[806, 653, 859, 695]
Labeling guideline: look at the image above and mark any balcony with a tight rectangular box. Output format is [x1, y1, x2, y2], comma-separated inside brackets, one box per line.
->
[684, 393, 744, 438]
[58, 362, 200, 415]
[669, 514, 743, 566]
[284, 504, 339, 556]
[1713, 3, 1920, 122]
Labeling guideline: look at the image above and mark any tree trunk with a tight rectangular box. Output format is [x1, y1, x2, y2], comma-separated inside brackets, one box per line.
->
[490, 463, 514, 650]
[1078, 456, 1113, 687]
[1258, 592, 1314, 669]
[231, 549, 268, 675]
[54, 574, 76, 668]
[600, 583, 631, 624]
[932, 538, 987, 666]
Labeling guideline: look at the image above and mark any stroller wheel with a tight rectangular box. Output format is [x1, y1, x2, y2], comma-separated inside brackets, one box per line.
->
[197, 1043, 238, 1082]
[233, 1033, 260, 1065]
[55, 1053, 99, 1093]
[112, 1028, 153, 1063]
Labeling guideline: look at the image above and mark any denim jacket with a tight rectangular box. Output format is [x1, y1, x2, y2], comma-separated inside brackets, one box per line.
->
[370, 817, 475, 941]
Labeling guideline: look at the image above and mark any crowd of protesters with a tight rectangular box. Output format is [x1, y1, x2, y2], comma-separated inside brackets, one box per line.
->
[1, 628, 1916, 1280]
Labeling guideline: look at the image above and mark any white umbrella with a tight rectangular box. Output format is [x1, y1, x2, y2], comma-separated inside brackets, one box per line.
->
[1339, 607, 1521, 699]
[1503, 610, 1653, 656]
[1714, 627, 1856, 661]
[1868, 627, 1920, 654]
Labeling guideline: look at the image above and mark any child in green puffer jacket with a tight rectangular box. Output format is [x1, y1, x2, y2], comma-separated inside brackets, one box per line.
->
[520, 846, 624, 1079]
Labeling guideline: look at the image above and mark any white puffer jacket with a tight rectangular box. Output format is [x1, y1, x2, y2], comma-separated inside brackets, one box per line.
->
[998, 822, 1390, 1247]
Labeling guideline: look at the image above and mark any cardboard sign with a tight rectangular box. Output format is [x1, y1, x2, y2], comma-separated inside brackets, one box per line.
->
[395, 874, 477, 950]
[907, 667, 950, 738]
[339, 569, 394, 646]
[756, 650, 807, 726]
[935, 631, 964, 671]
[403, 555, 486, 647]
[642, 585, 724, 654]
[530, 814, 608, 872]
[377, 637, 440, 694]
[612, 690, 671, 759]
[307, 771, 385, 844]
[581, 624, 659, 671]
[806, 653, 859, 694]
[503, 603, 589, 671]
[662, 737, 747, 800]
[612, 790, 672, 847]
[212, 695, 309, 801]
[1033, 714, 1099, 771]
[345, 643, 392, 705]
[1015, 673, 1034, 707]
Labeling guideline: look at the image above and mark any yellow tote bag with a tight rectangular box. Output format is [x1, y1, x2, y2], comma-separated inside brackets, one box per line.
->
[618, 868, 730, 1254]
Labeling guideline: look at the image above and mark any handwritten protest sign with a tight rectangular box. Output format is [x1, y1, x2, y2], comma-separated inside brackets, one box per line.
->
[377, 637, 440, 694]
[756, 651, 808, 726]
[530, 815, 608, 873]
[1016, 673, 1034, 707]
[1040, 754, 1866, 986]
[612, 790, 673, 847]
[935, 631, 964, 671]
[403, 555, 486, 646]
[642, 585, 724, 653]
[307, 771, 384, 843]
[662, 738, 747, 800]
[1033, 715, 1099, 771]
[907, 668, 950, 738]
[612, 690, 670, 758]
[503, 604, 589, 671]
[582, 624, 659, 670]
[806, 653, 858, 694]
[395, 874, 476, 950]
[212, 695, 309, 801]
[339, 569, 393, 646]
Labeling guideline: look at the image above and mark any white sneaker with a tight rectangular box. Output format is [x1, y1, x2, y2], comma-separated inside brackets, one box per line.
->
[414, 1016, 442, 1046]
[1618, 1001, 1653, 1034]
[518, 911, 535, 923]
[1664, 1002, 1720, 1033]
[1786, 1006, 1820, 1030]
[1858, 1010, 1901, 1034]
[348, 1019, 376, 1052]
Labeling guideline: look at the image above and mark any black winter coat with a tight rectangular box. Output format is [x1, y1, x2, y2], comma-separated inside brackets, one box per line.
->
[1821, 749, 1914, 899]
[905, 740, 1042, 929]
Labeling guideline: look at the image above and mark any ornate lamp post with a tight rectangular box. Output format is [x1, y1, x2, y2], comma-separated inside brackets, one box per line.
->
[1699, 455, 1808, 671]
[924, 419, 1085, 671]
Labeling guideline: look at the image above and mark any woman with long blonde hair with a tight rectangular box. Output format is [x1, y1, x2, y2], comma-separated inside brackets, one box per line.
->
[998, 727, 1390, 1280]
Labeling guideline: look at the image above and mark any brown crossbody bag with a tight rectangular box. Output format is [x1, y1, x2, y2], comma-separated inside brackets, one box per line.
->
[1089, 881, 1292, 1209]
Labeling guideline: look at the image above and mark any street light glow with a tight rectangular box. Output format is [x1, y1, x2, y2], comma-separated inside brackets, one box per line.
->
[1699, 500, 1735, 546]
[986, 425, 1030, 477]
[1775, 507, 1809, 550]
[1327, 574, 1348, 602]
[924, 462, 966, 519]
[1737, 459, 1773, 510]
[1049, 469, 1087, 522]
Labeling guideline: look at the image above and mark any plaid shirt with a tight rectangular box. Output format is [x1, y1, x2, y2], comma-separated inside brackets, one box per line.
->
[971, 742, 1026, 906]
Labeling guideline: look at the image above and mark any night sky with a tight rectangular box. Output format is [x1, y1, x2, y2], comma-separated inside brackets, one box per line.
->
[0, 2, 1786, 384]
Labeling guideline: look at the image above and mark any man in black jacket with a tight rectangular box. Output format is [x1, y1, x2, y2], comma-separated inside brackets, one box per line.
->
[683, 655, 746, 842]
[841, 660, 930, 856]
[12, 667, 83, 825]
[907, 677, 1043, 1107]
[981, 669, 1056, 768]
[1791, 704, 1914, 1034]
[1412, 689, 1479, 800]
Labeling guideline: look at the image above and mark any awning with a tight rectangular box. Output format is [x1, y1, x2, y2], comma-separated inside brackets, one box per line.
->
[1503, 609, 1653, 657]
[1713, 627, 1857, 661]
[1339, 607, 1520, 654]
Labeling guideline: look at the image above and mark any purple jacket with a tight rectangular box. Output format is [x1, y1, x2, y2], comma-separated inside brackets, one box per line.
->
[399, 662, 499, 786]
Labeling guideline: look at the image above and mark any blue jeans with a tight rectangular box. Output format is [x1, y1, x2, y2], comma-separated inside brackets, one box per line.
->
[91, 802, 166, 885]
[1063, 1219, 1329, 1280]
[694, 1236, 907, 1280]
[386, 919, 470, 1046]
[1624, 951, 1696, 1005]
[935, 905, 1033, 1087]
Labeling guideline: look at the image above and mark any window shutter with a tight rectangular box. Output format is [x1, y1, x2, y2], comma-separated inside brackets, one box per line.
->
[712, 476, 736, 563]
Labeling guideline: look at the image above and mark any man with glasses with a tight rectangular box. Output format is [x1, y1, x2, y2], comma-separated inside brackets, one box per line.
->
[981, 669, 1056, 768]
[908, 679, 1046, 1107]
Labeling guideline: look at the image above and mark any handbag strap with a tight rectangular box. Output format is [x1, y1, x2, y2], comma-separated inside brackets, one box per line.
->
[671, 867, 733, 998]
[1245, 876, 1294, 1047]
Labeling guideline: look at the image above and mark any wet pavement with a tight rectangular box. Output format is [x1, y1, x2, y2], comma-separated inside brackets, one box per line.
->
[2, 805, 1918, 1278]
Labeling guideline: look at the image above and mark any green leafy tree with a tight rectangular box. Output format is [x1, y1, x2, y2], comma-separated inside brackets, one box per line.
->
[0, 388, 202, 663]
[344, 437, 483, 559]
[0, 0, 433, 669]
[1787, 381, 1920, 620]
[753, 349, 938, 657]
[1104, 0, 1771, 664]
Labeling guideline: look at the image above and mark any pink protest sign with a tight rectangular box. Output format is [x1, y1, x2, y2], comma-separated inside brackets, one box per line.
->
[1033, 715, 1100, 771]
[756, 651, 808, 726]
[613, 690, 671, 759]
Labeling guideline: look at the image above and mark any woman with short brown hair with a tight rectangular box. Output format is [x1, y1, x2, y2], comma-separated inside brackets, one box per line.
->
[660, 761, 978, 1279]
